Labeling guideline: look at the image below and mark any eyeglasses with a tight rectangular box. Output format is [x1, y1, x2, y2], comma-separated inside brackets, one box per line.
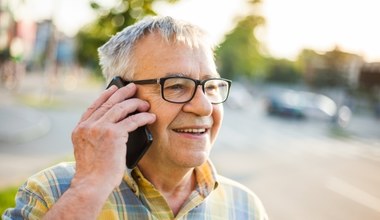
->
[128, 76, 232, 104]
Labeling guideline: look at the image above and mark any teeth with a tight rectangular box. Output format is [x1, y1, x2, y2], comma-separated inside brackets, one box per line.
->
[175, 128, 206, 133]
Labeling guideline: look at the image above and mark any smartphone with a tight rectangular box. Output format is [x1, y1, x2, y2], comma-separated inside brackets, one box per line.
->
[106, 76, 153, 169]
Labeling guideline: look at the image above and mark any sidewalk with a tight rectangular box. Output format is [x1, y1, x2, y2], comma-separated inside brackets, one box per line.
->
[0, 105, 51, 144]
[0, 72, 103, 188]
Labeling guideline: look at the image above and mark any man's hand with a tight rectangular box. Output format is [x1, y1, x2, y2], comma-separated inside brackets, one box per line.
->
[72, 83, 155, 188]
[43, 83, 156, 219]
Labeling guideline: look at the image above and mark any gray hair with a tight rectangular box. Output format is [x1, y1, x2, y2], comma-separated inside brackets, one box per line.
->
[98, 16, 215, 82]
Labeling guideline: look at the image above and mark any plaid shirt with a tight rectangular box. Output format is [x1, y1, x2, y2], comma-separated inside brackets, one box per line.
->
[3, 161, 268, 219]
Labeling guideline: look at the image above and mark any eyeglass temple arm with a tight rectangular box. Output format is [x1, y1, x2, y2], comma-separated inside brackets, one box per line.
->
[128, 79, 160, 85]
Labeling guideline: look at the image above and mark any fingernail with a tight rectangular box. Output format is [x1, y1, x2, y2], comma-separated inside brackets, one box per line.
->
[150, 113, 157, 121]
[107, 85, 118, 91]
[126, 83, 135, 88]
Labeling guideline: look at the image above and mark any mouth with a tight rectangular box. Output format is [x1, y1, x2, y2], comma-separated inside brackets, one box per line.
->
[173, 128, 208, 135]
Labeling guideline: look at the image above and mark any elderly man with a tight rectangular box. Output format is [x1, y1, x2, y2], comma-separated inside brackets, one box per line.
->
[3, 16, 268, 219]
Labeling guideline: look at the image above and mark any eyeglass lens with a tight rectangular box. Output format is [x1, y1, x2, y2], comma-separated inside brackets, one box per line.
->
[162, 78, 229, 103]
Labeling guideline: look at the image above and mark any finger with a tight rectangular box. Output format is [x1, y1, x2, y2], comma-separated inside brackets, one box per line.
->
[118, 112, 156, 135]
[79, 85, 118, 122]
[87, 83, 137, 122]
[101, 98, 151, 123]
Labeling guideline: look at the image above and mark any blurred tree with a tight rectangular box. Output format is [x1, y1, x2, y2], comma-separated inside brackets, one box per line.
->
[215, 1, 266, 80]
[265, 58, 301, 84]
[76, 0, 178, 75]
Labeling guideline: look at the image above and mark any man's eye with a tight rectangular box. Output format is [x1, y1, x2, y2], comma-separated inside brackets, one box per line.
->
[205, 84, 218, 93]
[165, 84, 185, 90]
[206, 84, 217, 90]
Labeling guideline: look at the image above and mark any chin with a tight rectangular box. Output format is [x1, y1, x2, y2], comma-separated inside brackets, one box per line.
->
[180, 152, 209, 168]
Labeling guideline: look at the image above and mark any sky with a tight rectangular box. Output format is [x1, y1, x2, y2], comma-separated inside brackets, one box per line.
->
[262, 0, 380, 62]
[14, 0, 380, 62]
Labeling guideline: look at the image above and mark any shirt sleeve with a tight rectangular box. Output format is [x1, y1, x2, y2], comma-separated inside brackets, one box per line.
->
[2, 163, 75, 220]
[2, 182, 49, 220]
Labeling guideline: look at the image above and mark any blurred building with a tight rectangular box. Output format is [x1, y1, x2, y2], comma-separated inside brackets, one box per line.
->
[1, 0, 75, 71]
[0, 0, 15, 60]
[26, 20, 75, 72]
[359, 62, 380, 89]
[1, 0, 35, 60]
[0, 0, 27, 89]
[300, 47, 365, 89]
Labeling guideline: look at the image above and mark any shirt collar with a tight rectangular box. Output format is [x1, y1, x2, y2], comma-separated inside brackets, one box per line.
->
[122, 160, 219, 197]
[122, 168, 140, 196]
[194, 160, 219, 197]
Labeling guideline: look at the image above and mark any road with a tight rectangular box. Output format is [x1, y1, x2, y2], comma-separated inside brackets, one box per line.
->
[213, 99, 380, 220]
[1, 80, 380, 219]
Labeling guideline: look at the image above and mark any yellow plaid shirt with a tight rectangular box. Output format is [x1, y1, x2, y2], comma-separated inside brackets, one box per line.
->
[3, 161, 268, 219]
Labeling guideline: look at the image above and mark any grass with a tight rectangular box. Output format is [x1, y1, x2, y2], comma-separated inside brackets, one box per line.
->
[328, 125, 351, 139]
[0, 186, 18, 216]
[17, 94, 65, 109]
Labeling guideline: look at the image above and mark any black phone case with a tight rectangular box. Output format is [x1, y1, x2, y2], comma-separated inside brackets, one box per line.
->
[106, 77, 153, 169]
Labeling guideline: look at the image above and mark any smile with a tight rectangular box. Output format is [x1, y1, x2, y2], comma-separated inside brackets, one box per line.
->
[173, 128, 207, 134]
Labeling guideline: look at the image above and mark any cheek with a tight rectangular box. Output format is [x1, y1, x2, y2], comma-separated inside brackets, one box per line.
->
[147, 99, 178, 137]
[138, 88, 166, 118]
[211, 105, 224, 142]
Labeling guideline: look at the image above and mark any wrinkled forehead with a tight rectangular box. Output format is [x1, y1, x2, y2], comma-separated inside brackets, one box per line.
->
[133, 32, 219, 79]
[134, 30, 216, 61]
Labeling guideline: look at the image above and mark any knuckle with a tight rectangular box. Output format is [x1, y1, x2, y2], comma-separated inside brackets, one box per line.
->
[88, 125, 102, 137]
[72, 123, 85, 137]
[127, 114, 140, 129]
[72, 123, 89, 142]
[100, 102, 114, 110]
[73, 122, 102, 138]
[101, 126, 115, 137]
[86, 104, 97, 112]
[90, 124, 117, 140]
[113, 102, 125, 112]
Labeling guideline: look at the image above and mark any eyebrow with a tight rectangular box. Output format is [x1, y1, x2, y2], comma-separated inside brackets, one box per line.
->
[164, 72, 221, 79]
[165, 73, 186, 77]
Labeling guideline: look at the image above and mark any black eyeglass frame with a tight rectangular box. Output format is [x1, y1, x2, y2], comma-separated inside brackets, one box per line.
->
[126, 76, 232, 104]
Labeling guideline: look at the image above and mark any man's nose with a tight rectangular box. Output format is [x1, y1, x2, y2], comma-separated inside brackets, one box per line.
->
[183, 86, 213, 116]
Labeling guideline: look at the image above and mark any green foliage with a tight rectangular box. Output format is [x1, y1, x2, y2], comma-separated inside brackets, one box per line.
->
[265, 58, 302, 83]
[215, 15, 266, 80]
[0, 186, 18, 215]
[76, 0, 179, 76]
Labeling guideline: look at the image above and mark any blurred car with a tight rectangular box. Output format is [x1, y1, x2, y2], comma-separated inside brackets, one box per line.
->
[226, 82, 253, 109]
[265, 89, 351, 125]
